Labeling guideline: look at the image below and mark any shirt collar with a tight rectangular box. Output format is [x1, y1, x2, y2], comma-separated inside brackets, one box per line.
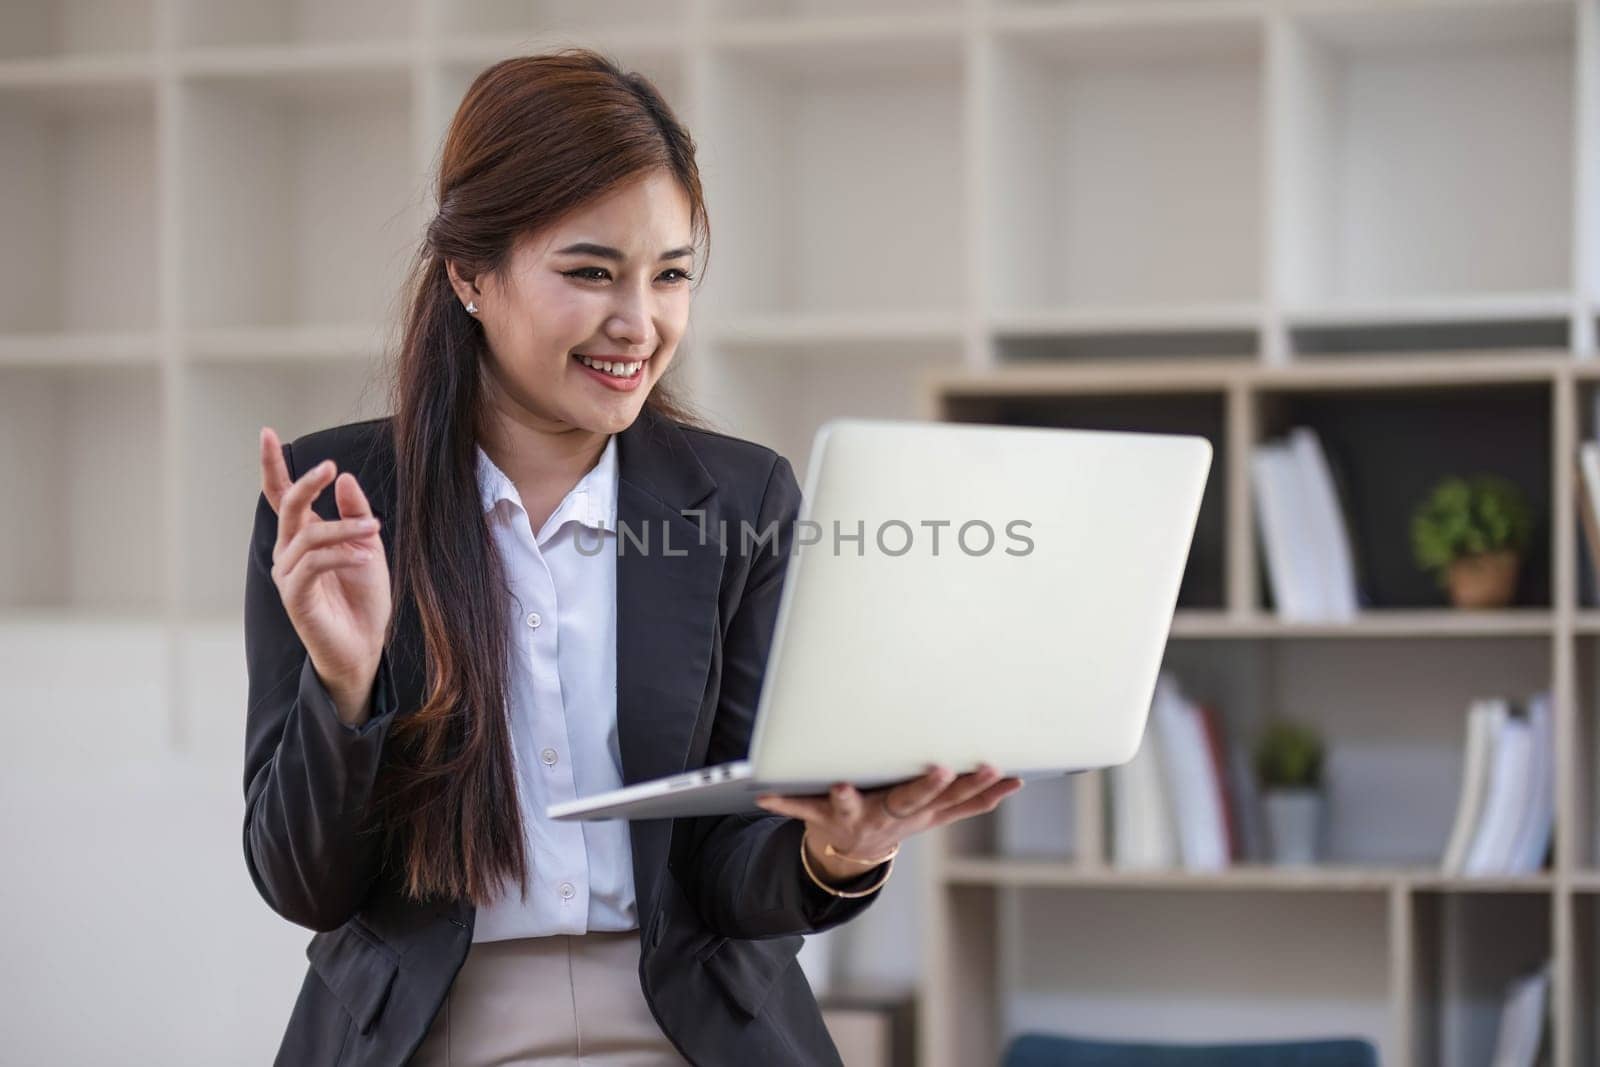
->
[475, 435, 618, 536]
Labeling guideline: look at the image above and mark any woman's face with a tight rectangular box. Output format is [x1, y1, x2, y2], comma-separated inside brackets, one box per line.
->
[449, 170, 695, 437]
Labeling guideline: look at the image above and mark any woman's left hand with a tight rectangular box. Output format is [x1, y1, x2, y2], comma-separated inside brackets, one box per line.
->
[754, 764, 1024, 885]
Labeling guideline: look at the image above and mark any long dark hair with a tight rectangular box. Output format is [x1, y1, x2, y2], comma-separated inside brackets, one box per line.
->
[376, 48, 709, 906]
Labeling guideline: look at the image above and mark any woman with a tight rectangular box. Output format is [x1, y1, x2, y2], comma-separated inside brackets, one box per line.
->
[242, 49, 1022, 1067]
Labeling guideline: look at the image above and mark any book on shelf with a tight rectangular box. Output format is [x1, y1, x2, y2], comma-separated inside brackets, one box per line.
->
[1251, 427, 1363, 622]
[1577, 441, 1600, 604]
[1225, 737, 1266, 863]
[1440, 692, 1552, 877]
[1109, 672, 1247, 872]
[1108, 711, 1177, 869]
[1508, 692, 1555, 872]
[1489, 960, 1550, 1067]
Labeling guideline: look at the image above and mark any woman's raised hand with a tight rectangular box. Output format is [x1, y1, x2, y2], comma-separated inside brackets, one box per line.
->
[259, 426, 392, 726]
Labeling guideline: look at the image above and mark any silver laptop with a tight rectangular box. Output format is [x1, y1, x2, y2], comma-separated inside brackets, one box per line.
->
[549, 417, 1212, 821]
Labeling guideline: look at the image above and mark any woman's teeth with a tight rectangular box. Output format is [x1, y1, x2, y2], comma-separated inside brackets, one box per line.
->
[575, 353, 643, 378]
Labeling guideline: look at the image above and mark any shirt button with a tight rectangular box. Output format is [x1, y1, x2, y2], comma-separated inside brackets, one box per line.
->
[541, 748, 558, 766]
[526, 612, 541, 629]
[559, 882, 576, 900]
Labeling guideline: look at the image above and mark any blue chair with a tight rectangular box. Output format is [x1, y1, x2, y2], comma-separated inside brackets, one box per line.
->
[1001, 1033, 1381, 1067]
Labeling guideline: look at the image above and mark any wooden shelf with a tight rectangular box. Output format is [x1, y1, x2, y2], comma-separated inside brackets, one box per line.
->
[1169, 609, 1558, 640]
[943, 857, 1557, 894]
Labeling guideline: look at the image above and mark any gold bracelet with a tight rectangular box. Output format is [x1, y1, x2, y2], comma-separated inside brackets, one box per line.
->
[822, 839, 901, 867]
[801, 828, 895, 899]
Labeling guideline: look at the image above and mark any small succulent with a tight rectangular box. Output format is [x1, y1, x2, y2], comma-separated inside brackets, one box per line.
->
[1255, 719, 1324, 791]
[1410, 475, 1533, 590]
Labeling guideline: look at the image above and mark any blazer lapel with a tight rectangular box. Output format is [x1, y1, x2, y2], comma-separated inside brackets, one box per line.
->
[614, 405, 723, 788]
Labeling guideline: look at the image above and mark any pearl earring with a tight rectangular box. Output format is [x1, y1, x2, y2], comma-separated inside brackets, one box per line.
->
[465, 300, 478, 314]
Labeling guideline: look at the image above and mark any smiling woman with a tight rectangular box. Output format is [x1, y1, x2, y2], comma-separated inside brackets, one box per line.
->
[242, 46, 1015, 1067]
[447, 173, 696, 447]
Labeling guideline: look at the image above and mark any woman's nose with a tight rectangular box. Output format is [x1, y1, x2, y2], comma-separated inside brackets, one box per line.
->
[604, 290, 658, 351]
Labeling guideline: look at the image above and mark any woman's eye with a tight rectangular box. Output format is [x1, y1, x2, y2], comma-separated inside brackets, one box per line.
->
[563, 267, 694, 283]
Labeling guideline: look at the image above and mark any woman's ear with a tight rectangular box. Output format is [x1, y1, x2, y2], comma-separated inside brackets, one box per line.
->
[445, 258, 483, 310]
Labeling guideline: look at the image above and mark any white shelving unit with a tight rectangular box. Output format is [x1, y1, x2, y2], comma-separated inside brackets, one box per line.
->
[3, 0, 1598, 1064]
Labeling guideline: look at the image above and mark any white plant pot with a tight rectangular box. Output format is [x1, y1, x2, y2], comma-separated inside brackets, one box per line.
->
[1264, 788, 1323, 866]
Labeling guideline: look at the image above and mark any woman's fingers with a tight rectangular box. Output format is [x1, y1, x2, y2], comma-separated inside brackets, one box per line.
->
[274, 457, 340, 547]
[259, 427, 292, 515]
[334, 467, 375, 521]
[876, 765, 955, 822]
[280, 544, 376, 591]
[932, 777, 1024, 825]
[261, 427, 378, 540]
[928, 764, 1005, 815]
[272, 517, 381, 582]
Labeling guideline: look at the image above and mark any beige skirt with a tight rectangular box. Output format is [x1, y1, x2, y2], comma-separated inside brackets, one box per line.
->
[408, 929, 691, 1066]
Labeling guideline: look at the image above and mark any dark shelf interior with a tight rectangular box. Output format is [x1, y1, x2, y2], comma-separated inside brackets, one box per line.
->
[1256, 383, 1552, 610]
[941, 390, 1227, 610]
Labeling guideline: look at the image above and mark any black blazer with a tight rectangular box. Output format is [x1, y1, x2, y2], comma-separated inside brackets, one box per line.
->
[242, 405, 888, 1066]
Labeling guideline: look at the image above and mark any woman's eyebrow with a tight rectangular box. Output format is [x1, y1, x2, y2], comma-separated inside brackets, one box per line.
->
[554, 242, 694, 262]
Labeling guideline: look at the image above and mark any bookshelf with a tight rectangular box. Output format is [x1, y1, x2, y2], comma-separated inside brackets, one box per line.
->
[924, 354, 1600, 1066]
[2, 0, 1597, 1064]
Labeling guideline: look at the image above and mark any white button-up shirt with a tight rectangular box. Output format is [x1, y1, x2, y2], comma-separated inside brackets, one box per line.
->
[470, 434, 637, 942]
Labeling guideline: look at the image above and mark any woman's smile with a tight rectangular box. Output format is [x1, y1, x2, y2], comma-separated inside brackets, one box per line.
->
[572, 351, 648, 390]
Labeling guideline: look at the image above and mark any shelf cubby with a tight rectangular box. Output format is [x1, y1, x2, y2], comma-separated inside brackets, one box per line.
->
[174, 0, 414, 49]
[1273, 2, 1576, 312]
[1253, 381, 1553, 610]
[178, 64, 421, 333]
[0, 77, 158, 336]
[178, 358, 390, 618]
[986, 15, 1262, 317]
[696, 33, 965, 321]
[0, 364, 164, 614]
[1121, 637, 1555, 872]
[1574, 891, 1598, 1066]
[1407, 890, 1552, 1067]
[0, 1, 154, 60]
[1172, 637, 1551, 868]
[1000, 888, 1392, 1057]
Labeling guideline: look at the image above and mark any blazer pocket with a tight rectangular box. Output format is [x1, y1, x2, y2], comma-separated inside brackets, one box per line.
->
[697, 933, 802, 1019]
[306, 920, 400, 1036]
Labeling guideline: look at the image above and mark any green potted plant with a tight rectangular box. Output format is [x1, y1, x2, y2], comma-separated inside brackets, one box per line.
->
[1410, 475, 1533, 609]
[1255, 718, 1325, 866]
